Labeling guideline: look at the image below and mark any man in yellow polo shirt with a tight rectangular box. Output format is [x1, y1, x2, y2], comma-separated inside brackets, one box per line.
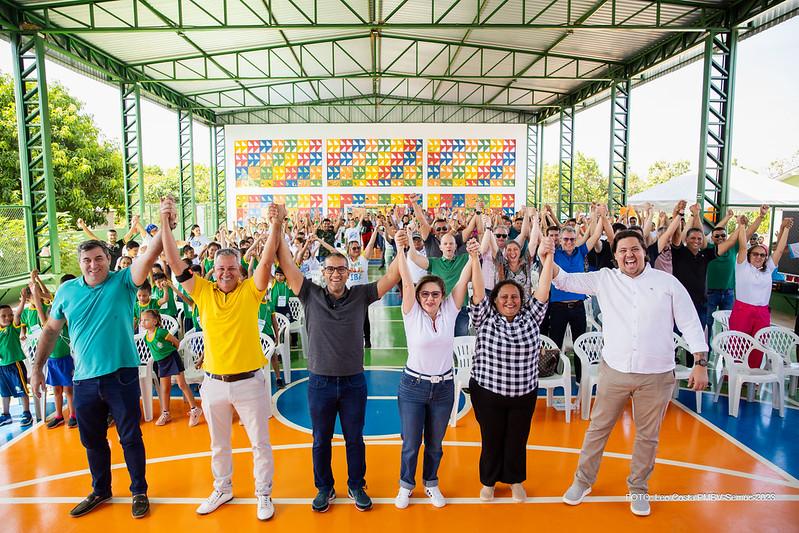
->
[160, 197, 282, 522]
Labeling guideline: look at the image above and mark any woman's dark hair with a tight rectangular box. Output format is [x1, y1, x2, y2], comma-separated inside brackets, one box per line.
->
[746, 244, 769, 272]
[611, 229, 647, 254]
[490, 279, 525, 313]
[152, 272, 167, 282]
[141, 308, 162, 327]
[414, 275, 446, 305]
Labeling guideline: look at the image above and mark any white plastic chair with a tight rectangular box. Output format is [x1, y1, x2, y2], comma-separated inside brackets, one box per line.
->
[133, 333, 157, 422]
[179, 331, 205, 386]
[272, 313, 292, 384]
[450, 335, 476, 427]
[176, 308, 185, 337]
[22, 330, 46, 422]
[159, 314, 179, 337]
[755, 326, 799, 397]
[710, 310, 733, 374]
[712, 330, 784, 417]
[538, 334, 572, 422]
[573, 332, 604, 420]
[259, 333, 275, 414]
[585, 300, 601, 333]
[672, 333, 703, 413]
[288, 297, 309, 359]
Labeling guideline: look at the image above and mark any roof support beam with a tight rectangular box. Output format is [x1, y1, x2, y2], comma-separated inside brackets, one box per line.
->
[608, 79, 631, 213]
[557, 106, 575, 222]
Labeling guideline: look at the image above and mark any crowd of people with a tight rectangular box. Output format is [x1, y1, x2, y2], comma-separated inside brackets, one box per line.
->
[0, 194, 794, 521]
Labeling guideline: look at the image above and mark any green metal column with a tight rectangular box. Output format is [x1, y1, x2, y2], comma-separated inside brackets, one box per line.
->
[120, 83, 145, 224]
[177, 109, 195, 238]
[536, 123, 544, 209]
[210, 125, 226, 230]
[696, 30, 738, 225]
[11, 34, 60, 274]
[557, 106, 574, 222]
[608, 79, 631, 213]
[526, 119, 540, 207]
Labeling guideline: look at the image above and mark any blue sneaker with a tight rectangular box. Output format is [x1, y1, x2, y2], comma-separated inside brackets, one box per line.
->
[20, 411, 33, 427]
[0, 413, 11, 426]
[348, 487, 373, 512]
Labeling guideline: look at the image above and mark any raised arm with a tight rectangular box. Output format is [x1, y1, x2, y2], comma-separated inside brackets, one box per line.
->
[746, 204, 769, 240]
[534, 236, 556, 303]
[362, 226, 379, 258]
[452, 239, 480, 308]
[395, 231, 416, 315]
[515, 206, 532, 245]
[716, 223, 741, 255]
[736, 216, 748, 264]
[660, 201, 687, 252]
[160, 196, 194, 294]
[276, 229, 304, 295]
[460, 212, 478, 242]
[376, 247, 402, 298]
[576, 205, 598, 248]
[407, 242, 430, 271]
[771, 218, 794, 266]
[709, 207, 735, 239]
[409, 193, 432, 240]
[252, 204, 285, 292]
[76, 217, 101, 241]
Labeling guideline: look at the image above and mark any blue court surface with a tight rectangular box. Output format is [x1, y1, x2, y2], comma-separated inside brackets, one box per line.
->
[274, 368, 467, 438]
[675, 388, 799, 479]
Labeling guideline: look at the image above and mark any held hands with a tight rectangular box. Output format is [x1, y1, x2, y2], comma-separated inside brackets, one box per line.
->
[159, 196, 177, 230]
[537, 236, 555, 260]
[395, 229, 409, 249]
[689, 203, 700, 216]
[466, 237, 480, 257]
[781, 218, 794, 231]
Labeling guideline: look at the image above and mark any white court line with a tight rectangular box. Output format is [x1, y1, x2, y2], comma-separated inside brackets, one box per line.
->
[672, 399, 799, 485]
[1, 494, 798, 506]
[2, 440, 798, 494]
[366, 396, 398, 400]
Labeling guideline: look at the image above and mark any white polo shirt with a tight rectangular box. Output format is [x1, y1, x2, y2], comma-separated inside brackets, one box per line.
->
[403, 296, 459, 376]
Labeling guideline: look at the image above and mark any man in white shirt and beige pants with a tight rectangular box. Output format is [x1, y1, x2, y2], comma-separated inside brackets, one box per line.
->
[541, 229, 709, 517]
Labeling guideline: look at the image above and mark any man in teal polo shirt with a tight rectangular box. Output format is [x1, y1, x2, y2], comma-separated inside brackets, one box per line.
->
[31, 200, 171, 520]
[407, 232, 477, 336]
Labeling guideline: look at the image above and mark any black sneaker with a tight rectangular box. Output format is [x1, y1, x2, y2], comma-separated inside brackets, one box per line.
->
[311, 488, 335, 513]
[107, 414, 114, 427]
[132, 493, 149, 519]
[70, 493, 111, 517]
[364, 339, 372, 348]
[47, 416, 65, 429]
[68, 416, 78, 429]
[19, 411, 33, 427]
[0, 413, 12, 426]
[276, 378, 286, 389]
[348, 487, 372, 511]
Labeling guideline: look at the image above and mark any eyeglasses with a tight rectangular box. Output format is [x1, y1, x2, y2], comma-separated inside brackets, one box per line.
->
[419, 291, 443, 299]
[494, 233, 508, 238]
[434, 227, 448, 232]
[713, 234, 727, 239]
[750, 252, 767, 258]
[323, 266, 350, 274]
[561, 237, 576, 242]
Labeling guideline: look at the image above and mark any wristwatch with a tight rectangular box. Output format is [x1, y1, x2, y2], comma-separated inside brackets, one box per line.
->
[695, 358, 708, 367]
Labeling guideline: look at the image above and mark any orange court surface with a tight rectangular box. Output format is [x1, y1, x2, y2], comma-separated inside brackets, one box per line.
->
[1, 389, 796, 532]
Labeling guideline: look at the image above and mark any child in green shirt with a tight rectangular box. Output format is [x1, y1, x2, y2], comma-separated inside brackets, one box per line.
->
[140, 309, 202, 427]
[133, 280, 159, 331]
[152, 273, 178, 318]
[0, 297, 32, 427]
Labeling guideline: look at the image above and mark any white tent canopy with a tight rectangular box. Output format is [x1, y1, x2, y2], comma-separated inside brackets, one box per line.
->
[629, 167, 799, 210]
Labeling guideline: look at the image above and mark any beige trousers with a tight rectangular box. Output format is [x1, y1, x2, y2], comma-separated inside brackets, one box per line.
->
[574, 360, 676, 494]
[200, 371, 274, 496]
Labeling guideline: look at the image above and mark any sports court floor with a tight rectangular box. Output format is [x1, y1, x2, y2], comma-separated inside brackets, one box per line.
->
[0, 288, 797, 531]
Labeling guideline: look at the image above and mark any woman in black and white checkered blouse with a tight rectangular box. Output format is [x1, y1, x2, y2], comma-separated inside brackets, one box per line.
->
[468, 236, 556, 503]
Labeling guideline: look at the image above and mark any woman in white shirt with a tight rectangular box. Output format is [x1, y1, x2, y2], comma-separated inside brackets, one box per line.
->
[393, 230, 481, 510]
[730, 216, 793, 367]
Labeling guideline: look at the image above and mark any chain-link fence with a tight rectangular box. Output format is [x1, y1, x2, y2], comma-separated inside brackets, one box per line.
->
[0, 205, 30, 280]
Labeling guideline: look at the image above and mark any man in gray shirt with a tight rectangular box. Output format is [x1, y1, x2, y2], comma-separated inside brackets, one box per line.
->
[277, 207, 402, 513]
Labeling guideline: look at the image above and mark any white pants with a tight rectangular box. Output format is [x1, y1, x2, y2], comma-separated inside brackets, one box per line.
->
[200, 371, 274, 496]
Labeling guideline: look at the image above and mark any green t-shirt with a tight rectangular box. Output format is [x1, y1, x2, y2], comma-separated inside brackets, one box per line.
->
[178, 285, 192, 316]
[20, 303, 70, 359]
[0, 323, 25, 366]
[50, 268, 141, 380]
[706, 241, 738, 290]
[144, 327, 175, 362]
[152, 286, 178, 317]
[259, 301, 273, 335]
[428, 254, 470, 295]
[133, 299, 159, 325]
[203, 258, 214, 275]
[191, 305, 201, 331]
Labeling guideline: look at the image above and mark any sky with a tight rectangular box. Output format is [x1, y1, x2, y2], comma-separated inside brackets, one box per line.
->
[0, 16, 796, 178]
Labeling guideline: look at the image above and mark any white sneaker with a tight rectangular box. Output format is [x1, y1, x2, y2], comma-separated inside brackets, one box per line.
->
[510, 483, 527, 502]
[196, 490, 233, 515]
[424, 486, 446, 508]
[257, 495, 275, 520]
[395, 487, 411, 509]
[479, 485, 494, 501]
[188, 407, 203, 427]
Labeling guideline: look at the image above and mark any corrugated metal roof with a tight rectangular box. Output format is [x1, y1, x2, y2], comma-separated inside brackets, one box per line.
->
[8, 0, 795, 120]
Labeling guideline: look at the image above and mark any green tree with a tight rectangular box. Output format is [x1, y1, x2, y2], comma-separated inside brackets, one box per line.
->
[143, 163, 210, 204]
[644, 160, 690, 187]
[0, 74, 123, 226]
[541, 152, 609, 208]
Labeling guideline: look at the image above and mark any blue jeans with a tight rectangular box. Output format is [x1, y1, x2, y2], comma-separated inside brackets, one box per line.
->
[454, 306, 470, 337]
[73, 367, 147, 496]
[307, 372, 367, 491]
[706, 288, 734, 331]
[397, 373, 455, 489]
